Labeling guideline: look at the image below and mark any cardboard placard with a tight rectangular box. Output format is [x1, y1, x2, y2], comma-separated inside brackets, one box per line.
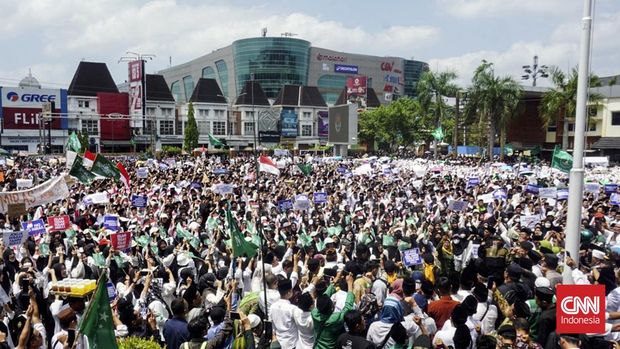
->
[137, 167, 148, 179]
[3, 230, 28, 246]
[103, 215, 120, 232]
[111, 232, 132, 250]
[131, 195, 147, 208]
[313, 192, 328, 204]
[21, 219, 46, 236]
[7, 203, 27, 217]
[402, 248, 422, 266]
[47, 215, 71, 232]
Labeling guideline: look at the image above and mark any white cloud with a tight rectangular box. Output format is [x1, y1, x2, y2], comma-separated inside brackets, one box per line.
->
[0, 0, 440, 85]
[437, 0, 580, 18]
[429, 9, 619, 87]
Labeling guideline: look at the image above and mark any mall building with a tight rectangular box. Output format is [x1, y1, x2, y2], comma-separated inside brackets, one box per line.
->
[159, 36, 429, 106]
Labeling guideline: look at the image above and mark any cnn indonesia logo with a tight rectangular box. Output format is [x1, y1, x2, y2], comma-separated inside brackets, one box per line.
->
[556, 285, 606, 334]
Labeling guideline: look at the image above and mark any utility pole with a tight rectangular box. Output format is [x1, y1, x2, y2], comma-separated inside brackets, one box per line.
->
[563, 0, 593, 284]
[453, 93, 460, 156]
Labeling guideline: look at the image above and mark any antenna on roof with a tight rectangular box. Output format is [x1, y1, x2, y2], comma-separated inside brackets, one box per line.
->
[280, 32, 298, 37]
[261, 28, 267, 37]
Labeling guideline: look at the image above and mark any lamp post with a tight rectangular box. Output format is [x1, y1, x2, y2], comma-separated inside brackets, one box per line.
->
[563, 0, 593, 284]
[521, 55, 549, 87]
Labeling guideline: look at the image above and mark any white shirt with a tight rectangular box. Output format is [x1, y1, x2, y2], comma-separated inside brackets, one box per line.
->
[434, 327, 456, 348]
[293, 308, 314, 349]
[331, 290, 350, 313]
[473, 301, 498, 335]
[258, 289, 281, 319]
[367, 318, 421, 348]
[371, 279, 388, 306]
[270, 299, 298, 349]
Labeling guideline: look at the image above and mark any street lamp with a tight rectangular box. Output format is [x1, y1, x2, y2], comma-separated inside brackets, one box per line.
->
[521, 55, 549, 87]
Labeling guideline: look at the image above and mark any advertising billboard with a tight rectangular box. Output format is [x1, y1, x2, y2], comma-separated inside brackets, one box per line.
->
[334, 64, 359, 74]
[328, 104, 358, 145]
[346, 76, 367, 99]
[318, 111, 328, 138]
[280, 107, 298, 137]
[1, 87, 67, 130]
[128, 60, 144, 117]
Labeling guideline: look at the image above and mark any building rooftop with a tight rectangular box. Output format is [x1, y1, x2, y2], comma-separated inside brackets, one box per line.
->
[235, 80, 270, 106]
[18, 70, 41, 89]
[146, 75, 175, 102]
[68, 62, 118, 96]
[335, 87, 381, 108]
[272, 85, 327, 107]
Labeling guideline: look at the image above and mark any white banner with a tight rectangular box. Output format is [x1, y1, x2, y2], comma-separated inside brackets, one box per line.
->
[478, 193, 494, 204]
[539, 187, 558, 199]
[0, 176, 69, 213]
[2, 230, 28, 246]
[83, 192, 109, 205]
[16, 179, 33, 189]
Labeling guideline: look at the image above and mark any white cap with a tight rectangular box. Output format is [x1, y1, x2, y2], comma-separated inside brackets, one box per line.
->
[535, 277, 551, 288]
[248, 314, 261, 329]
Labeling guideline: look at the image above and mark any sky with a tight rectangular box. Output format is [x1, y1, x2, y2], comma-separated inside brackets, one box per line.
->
[0, 0, 618, 89]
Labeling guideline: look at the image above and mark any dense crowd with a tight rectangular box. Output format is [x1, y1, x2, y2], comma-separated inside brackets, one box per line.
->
[0, 152, 619, 349]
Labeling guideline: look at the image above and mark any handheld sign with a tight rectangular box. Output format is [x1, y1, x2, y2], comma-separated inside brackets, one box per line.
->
[103, 215, 120, 232]
[278, 200, 293, 212]
[137, 167, 148, 179]
[21, 219, 46, 236]
[313, 192, 328, 204]
[3, 230, 28, 246]
[402, 248, 423, 266]
[131, 195, 147, 208]
[111, 232, 132, 250]
[47, 215, 71, 232]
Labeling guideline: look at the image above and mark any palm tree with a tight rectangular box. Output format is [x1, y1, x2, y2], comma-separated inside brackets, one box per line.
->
[539, 67, 601, 150]
[464, 61, 522, 160]
[416, 70, 458, 157]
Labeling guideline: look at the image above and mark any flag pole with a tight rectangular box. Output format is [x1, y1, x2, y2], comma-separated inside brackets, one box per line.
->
[563, 0, 593, 284]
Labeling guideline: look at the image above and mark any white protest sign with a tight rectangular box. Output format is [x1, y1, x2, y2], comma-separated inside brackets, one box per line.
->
[478, 193, 494, 204]
[585, 183, 600, 194]
[521, 215, 542, 229]
[539, 187, 558, 199]
[212, 183, 234, 195]
[83, 192, 109, 205]
[137, 167, 148, 179]
[2, 230, 28, 246]
[16, 179, 33, 189]
[448, 200, 468, 212]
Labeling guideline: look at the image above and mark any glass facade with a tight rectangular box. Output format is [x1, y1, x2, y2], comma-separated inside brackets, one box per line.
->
[215, 60, 229, 98]
[170, 81, 182, 102]
[318, 74, 347, 105]
[233, 37, 311, 98]
[182, 75, 195, 102]
[403, 60, 429, 98]
[202, 66, 216, 79]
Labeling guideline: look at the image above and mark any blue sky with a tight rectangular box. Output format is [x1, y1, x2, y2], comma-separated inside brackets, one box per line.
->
[0, 0, 618, 89]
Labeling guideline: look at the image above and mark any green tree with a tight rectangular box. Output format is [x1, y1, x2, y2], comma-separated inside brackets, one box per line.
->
[184, 102, 199, 152]
[359, 97, 427, 151]
[464, 60, 522, 160]
[416, 70, 459, 157]
[539, 67, 601, 150]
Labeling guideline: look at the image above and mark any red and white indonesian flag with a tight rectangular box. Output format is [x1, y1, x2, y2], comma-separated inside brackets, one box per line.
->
[116, 162, 131, 189]
[83, 150, 97, 169]
[259, 156, 280, 176]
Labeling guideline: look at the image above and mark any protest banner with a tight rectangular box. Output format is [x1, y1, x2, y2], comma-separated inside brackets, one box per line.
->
[2, 230, 28, 246]
[557, 188, 569, 200]
[47, 215, 71, 232]
[7, 203, 27, 217]
[213, 168, 228, 175]
[521, 215, 541, 229]
[611, 193, 620, 206]
[83, 192, 109, 205]
[212, 183, 234, 195]
[448, 200, 468, 212]
[131, 195, 147, 208]
[402, 248, 422, 266]
[0, 175, 69, 214]
[604, 184, 618, 194]
[294, 195, 311, 211]
[539, 187, 558, 199]
[585, 183, 600, 194]
[110, 232, 132, 250]
[278, 199, 293, 212]
[478, 193, 494, 204]
[21, 219, 46, 236]
[313, 192, 328, 204]
[137, 167, 148, 179]
[103, 215, 120, 232]
[467, 177, 480, 187]
[16, 179, 33, 189]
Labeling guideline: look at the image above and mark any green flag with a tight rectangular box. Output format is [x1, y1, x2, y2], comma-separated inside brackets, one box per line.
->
[315, 239, 326, 252]
[66, 131, 81, 152]
[382, 234, 396, 247]
[551, 146, 573, 173]
[176, 224, 199, 248]
[226, 210, 258, 258]
[432, 126, 444, 141]
[92, 252, 106, 267]
[39, 243, 50, 257]
[327, 226, 342, 237]
[79, 272, 118, 349]
[298, 232, 313, 247]
[297, 163, 312, 176]
[209, 134, 225, 148]
[91, 154, 121, 179]
[69, 156, 96, 185]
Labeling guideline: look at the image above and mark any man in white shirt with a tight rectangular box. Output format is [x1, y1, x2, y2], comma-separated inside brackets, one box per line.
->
[257, 273, 281, 319]
[293, 292, 314, 349]
[270, 279, 298, 349]
[471, 283, 497, 335]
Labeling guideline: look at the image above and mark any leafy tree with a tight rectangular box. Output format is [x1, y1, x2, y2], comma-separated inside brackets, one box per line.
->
[464, 60, 522, 160]
[359, 97, 428, 151]
[416, 70, 459, 157]
[184, 102, 199, 152]
[539, 67, 601, 150]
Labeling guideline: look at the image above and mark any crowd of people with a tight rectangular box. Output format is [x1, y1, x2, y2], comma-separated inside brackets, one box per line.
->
[0, 151, 619, 349]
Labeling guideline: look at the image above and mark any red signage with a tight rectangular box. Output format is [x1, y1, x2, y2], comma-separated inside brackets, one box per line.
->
[2, 107, 62, 130]
[556, 284, 605, 334]
[381, 61, 394, 72]
[97, 92, 130, 141]
[346, 76, 367, 97]
[128, 61, 142, 82]
[111, 231, 132, 250]
[47, 215, 71, 232]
